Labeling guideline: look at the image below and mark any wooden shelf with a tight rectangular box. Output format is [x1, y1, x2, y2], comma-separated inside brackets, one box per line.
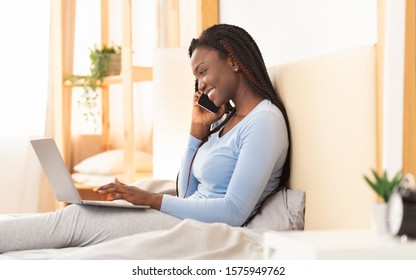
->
[64, 66, 153, 87]
[104, 66, 153, 85]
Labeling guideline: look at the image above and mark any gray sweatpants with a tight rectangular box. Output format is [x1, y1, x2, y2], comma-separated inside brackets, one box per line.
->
[0, 204, 181, 253]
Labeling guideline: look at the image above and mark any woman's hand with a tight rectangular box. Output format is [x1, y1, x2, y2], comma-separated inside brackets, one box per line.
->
[93, 178, 163, 210]
[191, 91, 227, 140]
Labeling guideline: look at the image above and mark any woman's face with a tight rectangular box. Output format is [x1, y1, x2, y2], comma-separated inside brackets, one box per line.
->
[190, 47, 238, 107]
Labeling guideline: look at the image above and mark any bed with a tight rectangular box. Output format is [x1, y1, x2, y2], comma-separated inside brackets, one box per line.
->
[0, 177, 305, 259]
[0, 45, 377, 259]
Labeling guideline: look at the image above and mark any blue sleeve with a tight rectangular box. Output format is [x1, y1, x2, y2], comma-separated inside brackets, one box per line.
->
[161, 111, 288, 226]
[176, 135, 202, 198]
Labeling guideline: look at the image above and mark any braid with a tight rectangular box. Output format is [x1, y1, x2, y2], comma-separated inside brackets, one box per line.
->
[220, 40, 266, 91]
[180, 24, 292, 219]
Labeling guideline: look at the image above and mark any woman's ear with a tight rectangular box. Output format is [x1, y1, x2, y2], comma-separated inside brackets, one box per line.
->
[228, 58, 239, 72]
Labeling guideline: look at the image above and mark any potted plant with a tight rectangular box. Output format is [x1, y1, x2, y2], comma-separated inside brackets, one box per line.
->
[89, 44, 121, 81]
[364, 169, 402, 202]
[64, 44, 121, 130]
[363, 169, 402, 235]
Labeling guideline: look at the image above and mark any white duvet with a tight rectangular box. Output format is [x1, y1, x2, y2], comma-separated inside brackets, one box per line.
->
[0, 219, 267, 260]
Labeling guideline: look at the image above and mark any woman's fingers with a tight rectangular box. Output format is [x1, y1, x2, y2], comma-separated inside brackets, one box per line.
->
[93, 183, 126, 201]
[193, 90, 202, 103]
[114, 177, 127, 186]
[94, 178, 126, 192]
[94, 183, 122, 194]
[93, 178, 148, 203]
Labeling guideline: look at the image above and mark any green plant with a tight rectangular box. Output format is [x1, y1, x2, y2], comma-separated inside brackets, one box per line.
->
[363, 169, 402, 202]
[64, 44, 121, 129]
[88, 44, 121, 87]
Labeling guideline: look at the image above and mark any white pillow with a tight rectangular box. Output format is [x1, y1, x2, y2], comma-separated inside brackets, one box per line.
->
[246, 188, 306, 231]
[74, 149, 153, 175]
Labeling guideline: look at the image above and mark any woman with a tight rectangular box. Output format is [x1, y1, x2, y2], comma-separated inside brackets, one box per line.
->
[0, 24, 290, 253]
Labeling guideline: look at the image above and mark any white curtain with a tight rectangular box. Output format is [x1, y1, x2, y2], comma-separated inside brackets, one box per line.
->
[0, 1, 50, 214]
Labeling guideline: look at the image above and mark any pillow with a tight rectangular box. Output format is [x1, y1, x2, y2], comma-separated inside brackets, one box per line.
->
[245, 188, 306, 231]
[74, 149, 153, 175]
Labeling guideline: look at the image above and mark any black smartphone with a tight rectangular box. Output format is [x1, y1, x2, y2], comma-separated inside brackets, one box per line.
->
[197, 94, 220, 114]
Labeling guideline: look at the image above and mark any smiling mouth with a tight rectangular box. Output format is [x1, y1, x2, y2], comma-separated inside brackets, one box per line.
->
[207, 88, 216, 98]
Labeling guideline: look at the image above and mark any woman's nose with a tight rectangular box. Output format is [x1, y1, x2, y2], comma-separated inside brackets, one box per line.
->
[198, 80, 207, 93]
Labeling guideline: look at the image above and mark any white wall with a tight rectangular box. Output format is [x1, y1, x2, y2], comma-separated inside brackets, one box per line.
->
[220, 0, 377, 66]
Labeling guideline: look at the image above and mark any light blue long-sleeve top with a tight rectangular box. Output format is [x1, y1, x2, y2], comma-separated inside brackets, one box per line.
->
[160, 99, 289, 226]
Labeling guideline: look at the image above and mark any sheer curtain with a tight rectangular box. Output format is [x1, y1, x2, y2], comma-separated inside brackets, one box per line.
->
[0, 1, 50, 214]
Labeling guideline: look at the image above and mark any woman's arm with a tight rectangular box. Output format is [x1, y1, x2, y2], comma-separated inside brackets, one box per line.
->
[161, 110, 289, 226]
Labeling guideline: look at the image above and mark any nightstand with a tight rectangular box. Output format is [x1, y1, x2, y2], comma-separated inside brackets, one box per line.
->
[263, 229, 416, 259]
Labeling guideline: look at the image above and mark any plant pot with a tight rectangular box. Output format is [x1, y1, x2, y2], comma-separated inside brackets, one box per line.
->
[104, 53, 121, 76]
[371, 202, 388, 236]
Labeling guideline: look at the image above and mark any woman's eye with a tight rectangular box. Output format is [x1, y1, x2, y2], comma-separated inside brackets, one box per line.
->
[199, 69, 207, 76]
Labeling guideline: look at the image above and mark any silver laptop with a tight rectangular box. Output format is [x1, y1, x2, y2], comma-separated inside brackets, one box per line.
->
[30, 137, 149, 209]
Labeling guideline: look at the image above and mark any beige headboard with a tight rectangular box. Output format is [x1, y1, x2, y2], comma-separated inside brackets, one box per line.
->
[268, 45, 377, 230]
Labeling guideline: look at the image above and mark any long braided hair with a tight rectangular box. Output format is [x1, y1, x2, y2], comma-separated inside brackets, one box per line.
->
[178, 24, 292, 224]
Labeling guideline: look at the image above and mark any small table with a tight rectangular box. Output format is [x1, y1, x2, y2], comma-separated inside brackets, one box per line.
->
[263, 229, 416, 259]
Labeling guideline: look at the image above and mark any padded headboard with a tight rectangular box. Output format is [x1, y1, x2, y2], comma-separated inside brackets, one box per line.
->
[268, 46, 377, 230]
